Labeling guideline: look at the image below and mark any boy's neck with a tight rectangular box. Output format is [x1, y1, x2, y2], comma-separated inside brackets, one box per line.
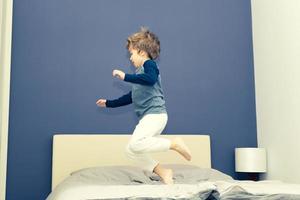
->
[140, 57, 151, 66]
[135, 57, 151, 69]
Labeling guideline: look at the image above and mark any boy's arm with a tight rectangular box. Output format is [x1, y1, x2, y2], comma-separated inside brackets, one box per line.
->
[124, 60, 159, 86]
[106, 91, 132, 108]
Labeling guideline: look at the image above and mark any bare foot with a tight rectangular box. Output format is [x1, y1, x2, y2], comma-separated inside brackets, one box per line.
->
[171, 137, 192, 161]
[153, 164, 174, 185]
[160, 168, 174, 185]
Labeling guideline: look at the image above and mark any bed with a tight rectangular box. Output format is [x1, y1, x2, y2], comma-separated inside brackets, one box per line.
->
[46, 134, 300, 200]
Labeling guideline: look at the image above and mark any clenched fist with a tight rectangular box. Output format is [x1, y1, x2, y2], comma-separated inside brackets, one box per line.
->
[112, 69, 125, 80]
[96, 99, 107, 107]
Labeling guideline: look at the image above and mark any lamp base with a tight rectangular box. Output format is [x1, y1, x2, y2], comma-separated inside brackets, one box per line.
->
[236, 172, 259, 181]
[247, 173, 259, 181]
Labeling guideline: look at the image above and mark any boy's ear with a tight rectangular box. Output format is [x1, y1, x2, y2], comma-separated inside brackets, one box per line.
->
[139, 50, 148, 57]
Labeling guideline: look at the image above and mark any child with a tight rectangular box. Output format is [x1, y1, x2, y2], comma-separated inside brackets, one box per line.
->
[96, 27, 191, 184]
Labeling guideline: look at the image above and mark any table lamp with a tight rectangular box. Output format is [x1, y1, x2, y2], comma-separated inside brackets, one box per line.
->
[235, 148, 267, 181]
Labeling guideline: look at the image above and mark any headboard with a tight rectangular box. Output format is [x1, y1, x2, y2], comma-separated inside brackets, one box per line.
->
[52, 134, 211, 190]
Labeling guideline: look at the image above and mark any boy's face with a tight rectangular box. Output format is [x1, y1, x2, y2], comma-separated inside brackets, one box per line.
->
[129, 48, 148, 68]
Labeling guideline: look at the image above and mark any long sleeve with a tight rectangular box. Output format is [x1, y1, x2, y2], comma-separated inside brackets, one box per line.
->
[124, 60, 159, 86]
[105, 91, 132, 108]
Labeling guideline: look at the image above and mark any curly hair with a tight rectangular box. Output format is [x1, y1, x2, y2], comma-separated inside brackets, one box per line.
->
[126, 27, 160, 60]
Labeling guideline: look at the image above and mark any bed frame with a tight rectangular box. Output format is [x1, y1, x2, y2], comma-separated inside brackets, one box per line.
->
[52, 134, 211, 190]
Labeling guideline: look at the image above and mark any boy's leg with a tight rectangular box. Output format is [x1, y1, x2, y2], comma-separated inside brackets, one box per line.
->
[125, 145, 159, 172]
[169, 138, 192, 161]
[153, 163, 173, 184]
[125, 113, 191, 184]
[125, 146, 173, 184]
[128, 113, 170, 154]
[128, 113, 192, 160]
[126, 113, 169, 172]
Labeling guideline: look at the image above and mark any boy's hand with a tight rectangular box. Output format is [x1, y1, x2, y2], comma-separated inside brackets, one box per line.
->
[96, 99, 107, 107]
[112, 69, 125, 80]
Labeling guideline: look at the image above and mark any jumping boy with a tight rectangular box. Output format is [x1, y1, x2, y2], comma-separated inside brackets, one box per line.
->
[96, 27, 192, 184]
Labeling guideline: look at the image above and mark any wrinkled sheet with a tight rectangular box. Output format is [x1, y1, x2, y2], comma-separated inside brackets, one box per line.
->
[46, 182, 216, 200]
[46, 165, 300, 200]
[47, 180, 300, 200]
[211, 180, 300, 200]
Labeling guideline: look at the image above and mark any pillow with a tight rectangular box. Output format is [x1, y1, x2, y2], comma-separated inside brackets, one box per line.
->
[70, 165, 154, 185]
[70, 164, 233, 185]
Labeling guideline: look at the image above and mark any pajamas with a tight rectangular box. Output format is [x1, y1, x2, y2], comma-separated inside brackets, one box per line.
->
[125, 113, 170, 172]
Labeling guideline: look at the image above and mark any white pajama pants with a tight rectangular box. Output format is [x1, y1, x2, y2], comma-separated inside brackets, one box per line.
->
[125, 113, 171, 172]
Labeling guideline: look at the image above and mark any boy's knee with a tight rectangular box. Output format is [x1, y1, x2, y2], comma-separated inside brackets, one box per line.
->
[126, 140, 144, 154]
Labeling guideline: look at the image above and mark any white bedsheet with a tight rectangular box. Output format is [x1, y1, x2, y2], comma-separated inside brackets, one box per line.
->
[47, 179, 300, 200]
[215, 180, 300, 196]
[46, 182, 216, 200]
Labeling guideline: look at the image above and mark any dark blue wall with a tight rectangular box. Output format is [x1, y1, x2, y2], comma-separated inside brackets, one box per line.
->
[7, 0, 256, 199]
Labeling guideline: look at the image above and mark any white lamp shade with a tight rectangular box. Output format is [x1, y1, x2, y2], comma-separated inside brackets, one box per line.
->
[235, 148, 267, 173]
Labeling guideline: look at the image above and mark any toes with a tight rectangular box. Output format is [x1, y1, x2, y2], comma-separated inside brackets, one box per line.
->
[162, 169, 173, 185]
